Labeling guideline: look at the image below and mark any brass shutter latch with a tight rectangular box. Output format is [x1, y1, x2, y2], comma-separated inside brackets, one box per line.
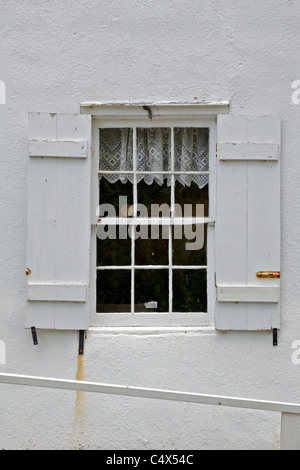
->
[256, 271, 280, 279]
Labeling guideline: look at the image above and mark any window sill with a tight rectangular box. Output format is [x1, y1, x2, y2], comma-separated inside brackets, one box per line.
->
[88, 326, 217, 336]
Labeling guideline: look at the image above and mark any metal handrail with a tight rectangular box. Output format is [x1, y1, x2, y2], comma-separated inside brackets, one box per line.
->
[0, 372, 299, 415]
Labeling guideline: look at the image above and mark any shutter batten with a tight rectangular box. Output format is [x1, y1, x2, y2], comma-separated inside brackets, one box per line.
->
[218, 142, 280, 161]
[29, 139, 89, 159]
[28, 284, 88, 303]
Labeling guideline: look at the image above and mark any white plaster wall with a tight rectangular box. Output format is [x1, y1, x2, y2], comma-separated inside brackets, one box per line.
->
[0, 0, 299, 450]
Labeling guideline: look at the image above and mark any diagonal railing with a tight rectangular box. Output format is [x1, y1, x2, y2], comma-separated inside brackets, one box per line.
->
[0, 372, 298, 450]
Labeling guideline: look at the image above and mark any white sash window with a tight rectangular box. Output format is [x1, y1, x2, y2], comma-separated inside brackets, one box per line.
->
[92, 113, 217, 327]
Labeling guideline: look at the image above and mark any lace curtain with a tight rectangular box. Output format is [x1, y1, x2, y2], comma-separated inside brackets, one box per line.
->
[99, 128, 209, 189]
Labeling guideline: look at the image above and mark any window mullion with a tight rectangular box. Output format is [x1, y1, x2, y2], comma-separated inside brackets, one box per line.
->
[169, 127, 175, 313]
[131, 126, 138, 314]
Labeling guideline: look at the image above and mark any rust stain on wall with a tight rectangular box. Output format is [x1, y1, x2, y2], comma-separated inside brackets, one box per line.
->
[71, 354, 85, 448]
[75, 354, 85, 422]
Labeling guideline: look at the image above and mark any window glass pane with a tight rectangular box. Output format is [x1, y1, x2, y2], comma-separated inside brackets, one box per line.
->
[174, 128, 209, 172]
[137, 128, 171, 177]
[175, 180, 209, 217]
[135, 270, 169, 312]
[173, 269, 207, 312]
[97, 270, 131, 313]
[172, 224, 207, 266]
[97, 234, 131, 266]
[99, 128, 133, 176]
[99, 178, 133, 216]
[137, 179, 171, 215]
[135, 227, 168, 265]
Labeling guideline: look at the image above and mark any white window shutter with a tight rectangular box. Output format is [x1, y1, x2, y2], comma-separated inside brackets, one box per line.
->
[215, 115, 281, 331]
[26, 113, 92, 330]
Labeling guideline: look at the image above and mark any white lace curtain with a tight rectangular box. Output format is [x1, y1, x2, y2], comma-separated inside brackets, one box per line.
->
[99, 128, 209, 189]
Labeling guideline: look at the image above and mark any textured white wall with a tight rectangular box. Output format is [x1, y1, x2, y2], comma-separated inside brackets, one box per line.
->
[0, 0, 300, 450]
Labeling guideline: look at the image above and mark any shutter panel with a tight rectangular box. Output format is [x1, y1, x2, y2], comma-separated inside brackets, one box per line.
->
[26, 113, 91, 330]
[215, 115, 281, 331]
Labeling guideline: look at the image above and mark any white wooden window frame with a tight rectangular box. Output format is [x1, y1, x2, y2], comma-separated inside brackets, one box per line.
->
[86, 103, 229, 327]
